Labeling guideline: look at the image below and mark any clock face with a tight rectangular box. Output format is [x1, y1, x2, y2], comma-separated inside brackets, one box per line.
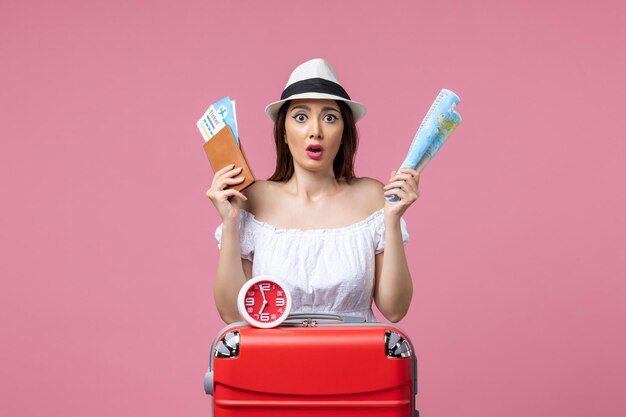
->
[237, 276, 292, 328]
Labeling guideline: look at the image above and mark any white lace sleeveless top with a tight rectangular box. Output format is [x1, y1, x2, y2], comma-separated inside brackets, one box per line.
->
[215, 209, 409, 322]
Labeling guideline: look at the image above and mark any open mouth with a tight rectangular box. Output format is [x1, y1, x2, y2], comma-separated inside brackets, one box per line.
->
[306, 144, 323, 160]
[306, 144, 323, 153]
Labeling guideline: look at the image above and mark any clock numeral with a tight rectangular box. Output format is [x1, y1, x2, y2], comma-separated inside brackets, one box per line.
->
[275, 297, 285, 307]
[245, 297, 255, 306]
[247, 291, 255, 297]
[277, 290, 284, 296]
[260, 313, 270, 322]
[260, 283, 271, 291]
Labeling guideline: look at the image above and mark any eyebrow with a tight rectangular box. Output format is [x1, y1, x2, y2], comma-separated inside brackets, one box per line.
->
[289, 105, 340, 113]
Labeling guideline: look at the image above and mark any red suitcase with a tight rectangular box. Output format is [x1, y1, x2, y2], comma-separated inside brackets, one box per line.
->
[204, 314, 418, 416]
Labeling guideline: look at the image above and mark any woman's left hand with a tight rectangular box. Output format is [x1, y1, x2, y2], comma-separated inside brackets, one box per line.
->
[383, 168, 421, 218]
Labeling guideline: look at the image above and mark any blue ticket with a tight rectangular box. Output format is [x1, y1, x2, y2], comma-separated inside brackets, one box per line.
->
[213, 96, 239, 146]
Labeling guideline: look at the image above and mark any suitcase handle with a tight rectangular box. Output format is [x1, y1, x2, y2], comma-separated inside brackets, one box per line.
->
[283, 313, 366, 326]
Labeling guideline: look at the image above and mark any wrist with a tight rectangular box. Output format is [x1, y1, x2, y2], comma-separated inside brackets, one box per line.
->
[383, 212, 402, 227]
[221, 219, 240, 233]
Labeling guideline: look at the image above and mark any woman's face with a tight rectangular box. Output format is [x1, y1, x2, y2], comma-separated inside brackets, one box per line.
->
[284, 99, 344, 172]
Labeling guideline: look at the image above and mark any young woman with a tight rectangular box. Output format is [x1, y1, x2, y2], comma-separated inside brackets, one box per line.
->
[207, 59, 420, 323]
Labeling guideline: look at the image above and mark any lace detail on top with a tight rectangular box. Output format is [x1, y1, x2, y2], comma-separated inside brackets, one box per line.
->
[214, 209, 409, 322]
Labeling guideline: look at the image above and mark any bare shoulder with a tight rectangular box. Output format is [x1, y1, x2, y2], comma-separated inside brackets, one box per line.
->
[241, 180, 282, 214]
[352, 176, 384, 190]
[347, 177, 385, 212]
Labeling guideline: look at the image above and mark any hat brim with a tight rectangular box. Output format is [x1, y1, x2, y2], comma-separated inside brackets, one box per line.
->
[264, 92, 367, 123]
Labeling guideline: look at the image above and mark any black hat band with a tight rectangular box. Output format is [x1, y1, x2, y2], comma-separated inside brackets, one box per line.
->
[280, 78, 351, 101]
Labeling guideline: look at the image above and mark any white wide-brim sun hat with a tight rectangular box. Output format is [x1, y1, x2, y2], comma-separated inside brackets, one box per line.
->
[264, 58, 367, 123]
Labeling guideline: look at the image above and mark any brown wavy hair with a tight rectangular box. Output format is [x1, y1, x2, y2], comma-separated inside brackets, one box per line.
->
[268, 100, 358, 183]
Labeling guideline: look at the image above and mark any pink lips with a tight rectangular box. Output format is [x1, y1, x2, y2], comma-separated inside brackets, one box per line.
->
[306, 144, 323, 160]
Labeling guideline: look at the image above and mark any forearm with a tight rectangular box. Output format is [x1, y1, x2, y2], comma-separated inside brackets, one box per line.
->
[375, 217, 413, 322]
[214, 222, 247, 323]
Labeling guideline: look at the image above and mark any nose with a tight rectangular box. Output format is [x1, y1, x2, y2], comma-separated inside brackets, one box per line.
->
[308, 117, 323, 139]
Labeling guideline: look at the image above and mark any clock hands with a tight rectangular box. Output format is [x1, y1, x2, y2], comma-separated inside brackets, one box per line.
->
[258, 284, 268, 315]
[259, 284, 267, 303]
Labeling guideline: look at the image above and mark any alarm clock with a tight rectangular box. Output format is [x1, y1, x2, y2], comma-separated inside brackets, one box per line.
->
[237, 276, 292, 328]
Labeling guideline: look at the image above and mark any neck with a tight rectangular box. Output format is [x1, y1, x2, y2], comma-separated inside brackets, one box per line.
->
[285, 165, 341, 203]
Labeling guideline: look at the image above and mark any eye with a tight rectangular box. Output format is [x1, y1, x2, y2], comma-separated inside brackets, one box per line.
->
[293, 114, 308, 122]
[323, 114, 338, 123]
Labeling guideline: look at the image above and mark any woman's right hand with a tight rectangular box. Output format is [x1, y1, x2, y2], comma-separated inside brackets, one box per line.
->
[206, 164, 248, 224]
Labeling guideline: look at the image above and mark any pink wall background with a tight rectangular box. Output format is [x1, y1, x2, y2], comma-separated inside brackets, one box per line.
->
[1, 0, 625, 416]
